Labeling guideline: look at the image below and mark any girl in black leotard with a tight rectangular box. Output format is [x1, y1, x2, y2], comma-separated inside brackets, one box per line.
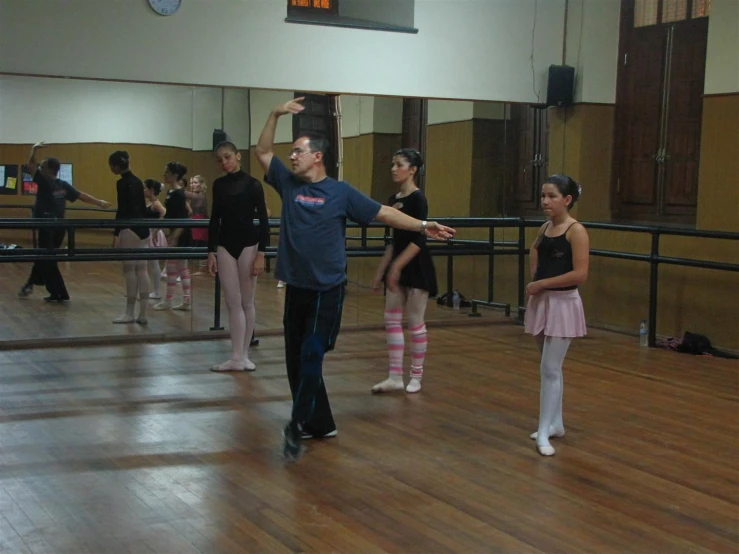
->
[371, 149, 438, 395]
[525, 175, 589, 457]
[144, 179, 166, 299]
[109, 150, 150, 325]
[154, 162, 192, 311]
[207, 141, 269, 372]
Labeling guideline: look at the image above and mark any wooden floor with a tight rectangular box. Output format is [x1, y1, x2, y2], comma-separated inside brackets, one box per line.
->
[0, 260, 467, 345]
[0, 323, 736, 553]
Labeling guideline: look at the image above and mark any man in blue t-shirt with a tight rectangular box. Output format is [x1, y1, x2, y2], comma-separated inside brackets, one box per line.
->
[18, 142, 109, 302]
[256, 97, 455, 460]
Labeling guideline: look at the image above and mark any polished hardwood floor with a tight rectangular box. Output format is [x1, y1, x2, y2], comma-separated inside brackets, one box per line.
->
[0, 322, 736, 553]
[0, 260, 468, 346]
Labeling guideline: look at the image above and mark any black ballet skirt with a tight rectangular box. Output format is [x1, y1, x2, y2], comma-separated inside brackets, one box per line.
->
[163, 187, 192, 247]
[384, 190, 438, 297]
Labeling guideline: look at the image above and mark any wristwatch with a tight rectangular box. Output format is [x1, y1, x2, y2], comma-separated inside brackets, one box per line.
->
[420, 220, 427, 233]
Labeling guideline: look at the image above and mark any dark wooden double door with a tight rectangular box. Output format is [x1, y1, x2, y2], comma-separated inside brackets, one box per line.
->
[614, 16, 708, 221]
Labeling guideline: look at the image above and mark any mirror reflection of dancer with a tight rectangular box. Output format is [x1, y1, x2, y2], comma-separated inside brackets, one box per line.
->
[207, 141, 269, 372]
[187, 175, 209, 274]
[19, 142, 110, 302]
[525, 175, 589, 457]
[108, 150, 151, 324]
[154, 162, 192, 311]
[143, 179, 167, 300]
[371, 149, 437, 395]
[255, 97, 455, 460]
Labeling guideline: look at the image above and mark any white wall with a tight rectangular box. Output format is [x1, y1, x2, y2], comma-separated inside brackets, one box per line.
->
[192, 88, 222, 151]
[428, 100, 474, 125]
[0, 76, 255, 150]
[0, 0, 568, 104]
[0, 76, 194, 148]
[248, 90, 295, 145]
[704, 0, 739, 94]
[473, 102, 507, 120]
[340, 96, 375, 137]
[373, 97, 403, 134]
[339, 0, 414, 29]
[565, 0, 620, 104]
[223, 88, 251, 150]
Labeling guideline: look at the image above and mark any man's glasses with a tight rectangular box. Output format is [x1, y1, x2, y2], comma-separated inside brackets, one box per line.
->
[290, 148, 314, 158]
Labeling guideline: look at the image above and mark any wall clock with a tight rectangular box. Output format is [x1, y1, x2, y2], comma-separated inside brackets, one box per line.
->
[148, 0, 182, 16]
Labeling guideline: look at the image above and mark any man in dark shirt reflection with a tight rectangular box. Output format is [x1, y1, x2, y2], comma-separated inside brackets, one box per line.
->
[18, 142, 109, 302]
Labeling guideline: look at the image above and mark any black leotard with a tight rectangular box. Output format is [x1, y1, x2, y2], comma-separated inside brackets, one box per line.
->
[208, 170, 269, 259]
[385, 189, 438, 297]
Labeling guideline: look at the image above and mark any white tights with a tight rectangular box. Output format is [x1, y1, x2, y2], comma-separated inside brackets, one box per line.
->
[217, 245, 258, 363]
[119, 229, 149, 317]
[536, 334, 571, 447]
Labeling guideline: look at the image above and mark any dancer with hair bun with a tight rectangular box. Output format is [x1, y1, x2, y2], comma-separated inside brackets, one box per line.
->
[371, 148, 437, 395]
[525, 175, 589, 457]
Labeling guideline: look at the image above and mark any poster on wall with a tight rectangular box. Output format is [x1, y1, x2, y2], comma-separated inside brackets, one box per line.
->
[0, 165, 19, 195]
[59, 163, 73, 185]
[20, 163, 72, 195]
[21, 165, 37, 195]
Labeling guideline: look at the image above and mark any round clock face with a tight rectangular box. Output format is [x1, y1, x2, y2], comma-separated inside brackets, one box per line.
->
[148, 0, 182, 16]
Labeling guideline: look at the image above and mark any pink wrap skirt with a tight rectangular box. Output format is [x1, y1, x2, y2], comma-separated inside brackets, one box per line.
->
[524, 289, 587, 338]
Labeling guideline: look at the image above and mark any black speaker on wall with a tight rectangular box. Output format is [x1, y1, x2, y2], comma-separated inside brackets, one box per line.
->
[212, 129, 227, 150]
[546, 65, 575, 108]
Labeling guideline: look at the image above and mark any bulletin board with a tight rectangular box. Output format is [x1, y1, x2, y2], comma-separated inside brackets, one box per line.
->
[0, 165, 19, 195]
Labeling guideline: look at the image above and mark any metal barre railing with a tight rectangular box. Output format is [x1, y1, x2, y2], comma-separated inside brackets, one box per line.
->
[1, 216, 737, 347]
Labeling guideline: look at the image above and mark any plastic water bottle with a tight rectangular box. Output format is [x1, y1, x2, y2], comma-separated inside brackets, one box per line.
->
[452, 290, 461, 310]
[639, 320, 648, 347]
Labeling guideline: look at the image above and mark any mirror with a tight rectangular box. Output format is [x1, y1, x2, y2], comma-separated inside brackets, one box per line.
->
[0, 75, 518, 344]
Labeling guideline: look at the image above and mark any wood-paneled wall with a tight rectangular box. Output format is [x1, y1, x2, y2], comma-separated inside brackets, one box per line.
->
[395, 106, 738, 350]
[471, 119, 507, 217]
[371, 134, 402, 202]
[2, 106, 735, 349]
[697, 94, 739, 232]
[547, 104, 615, 223]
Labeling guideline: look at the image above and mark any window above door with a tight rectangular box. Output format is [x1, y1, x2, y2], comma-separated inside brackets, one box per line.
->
[634, 0, 711, 28]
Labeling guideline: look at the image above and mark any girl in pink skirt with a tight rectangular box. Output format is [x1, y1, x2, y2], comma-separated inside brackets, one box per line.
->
[524, 175, 589, 456]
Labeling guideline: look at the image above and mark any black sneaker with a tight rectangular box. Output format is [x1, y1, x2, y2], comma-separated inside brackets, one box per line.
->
[43, 295, 69, 303]
[18, 284, 32, 297]
[282, 422, 303, 461]
[300, 427, 338, 440]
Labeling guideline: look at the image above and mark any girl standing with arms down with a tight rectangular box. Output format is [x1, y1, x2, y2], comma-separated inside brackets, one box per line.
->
[525, 175, 589, 456]
[143, 179, 167, 299]
[371, 149, 437, 394]
[109, 150, 150, 324]
[154, 162, 192, 311]
[207, 141, 269, 372]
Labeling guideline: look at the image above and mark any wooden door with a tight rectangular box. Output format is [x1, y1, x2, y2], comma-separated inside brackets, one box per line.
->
[617, 25, 667, 211]
[509, 105, 548, 215]
[293, 93, 339, 179]
[401, 98, 428, 190]
[613, 0, 710, 222]
[661, 17, 708, 214]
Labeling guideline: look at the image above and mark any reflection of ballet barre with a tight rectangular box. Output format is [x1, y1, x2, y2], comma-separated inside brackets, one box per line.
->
[468, 299, 511, 318]
[2, 216, 737, 349]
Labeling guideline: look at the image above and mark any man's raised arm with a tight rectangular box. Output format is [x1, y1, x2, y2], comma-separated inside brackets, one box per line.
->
[26, 141, 47, 175]
[255, 97, 305, 174]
